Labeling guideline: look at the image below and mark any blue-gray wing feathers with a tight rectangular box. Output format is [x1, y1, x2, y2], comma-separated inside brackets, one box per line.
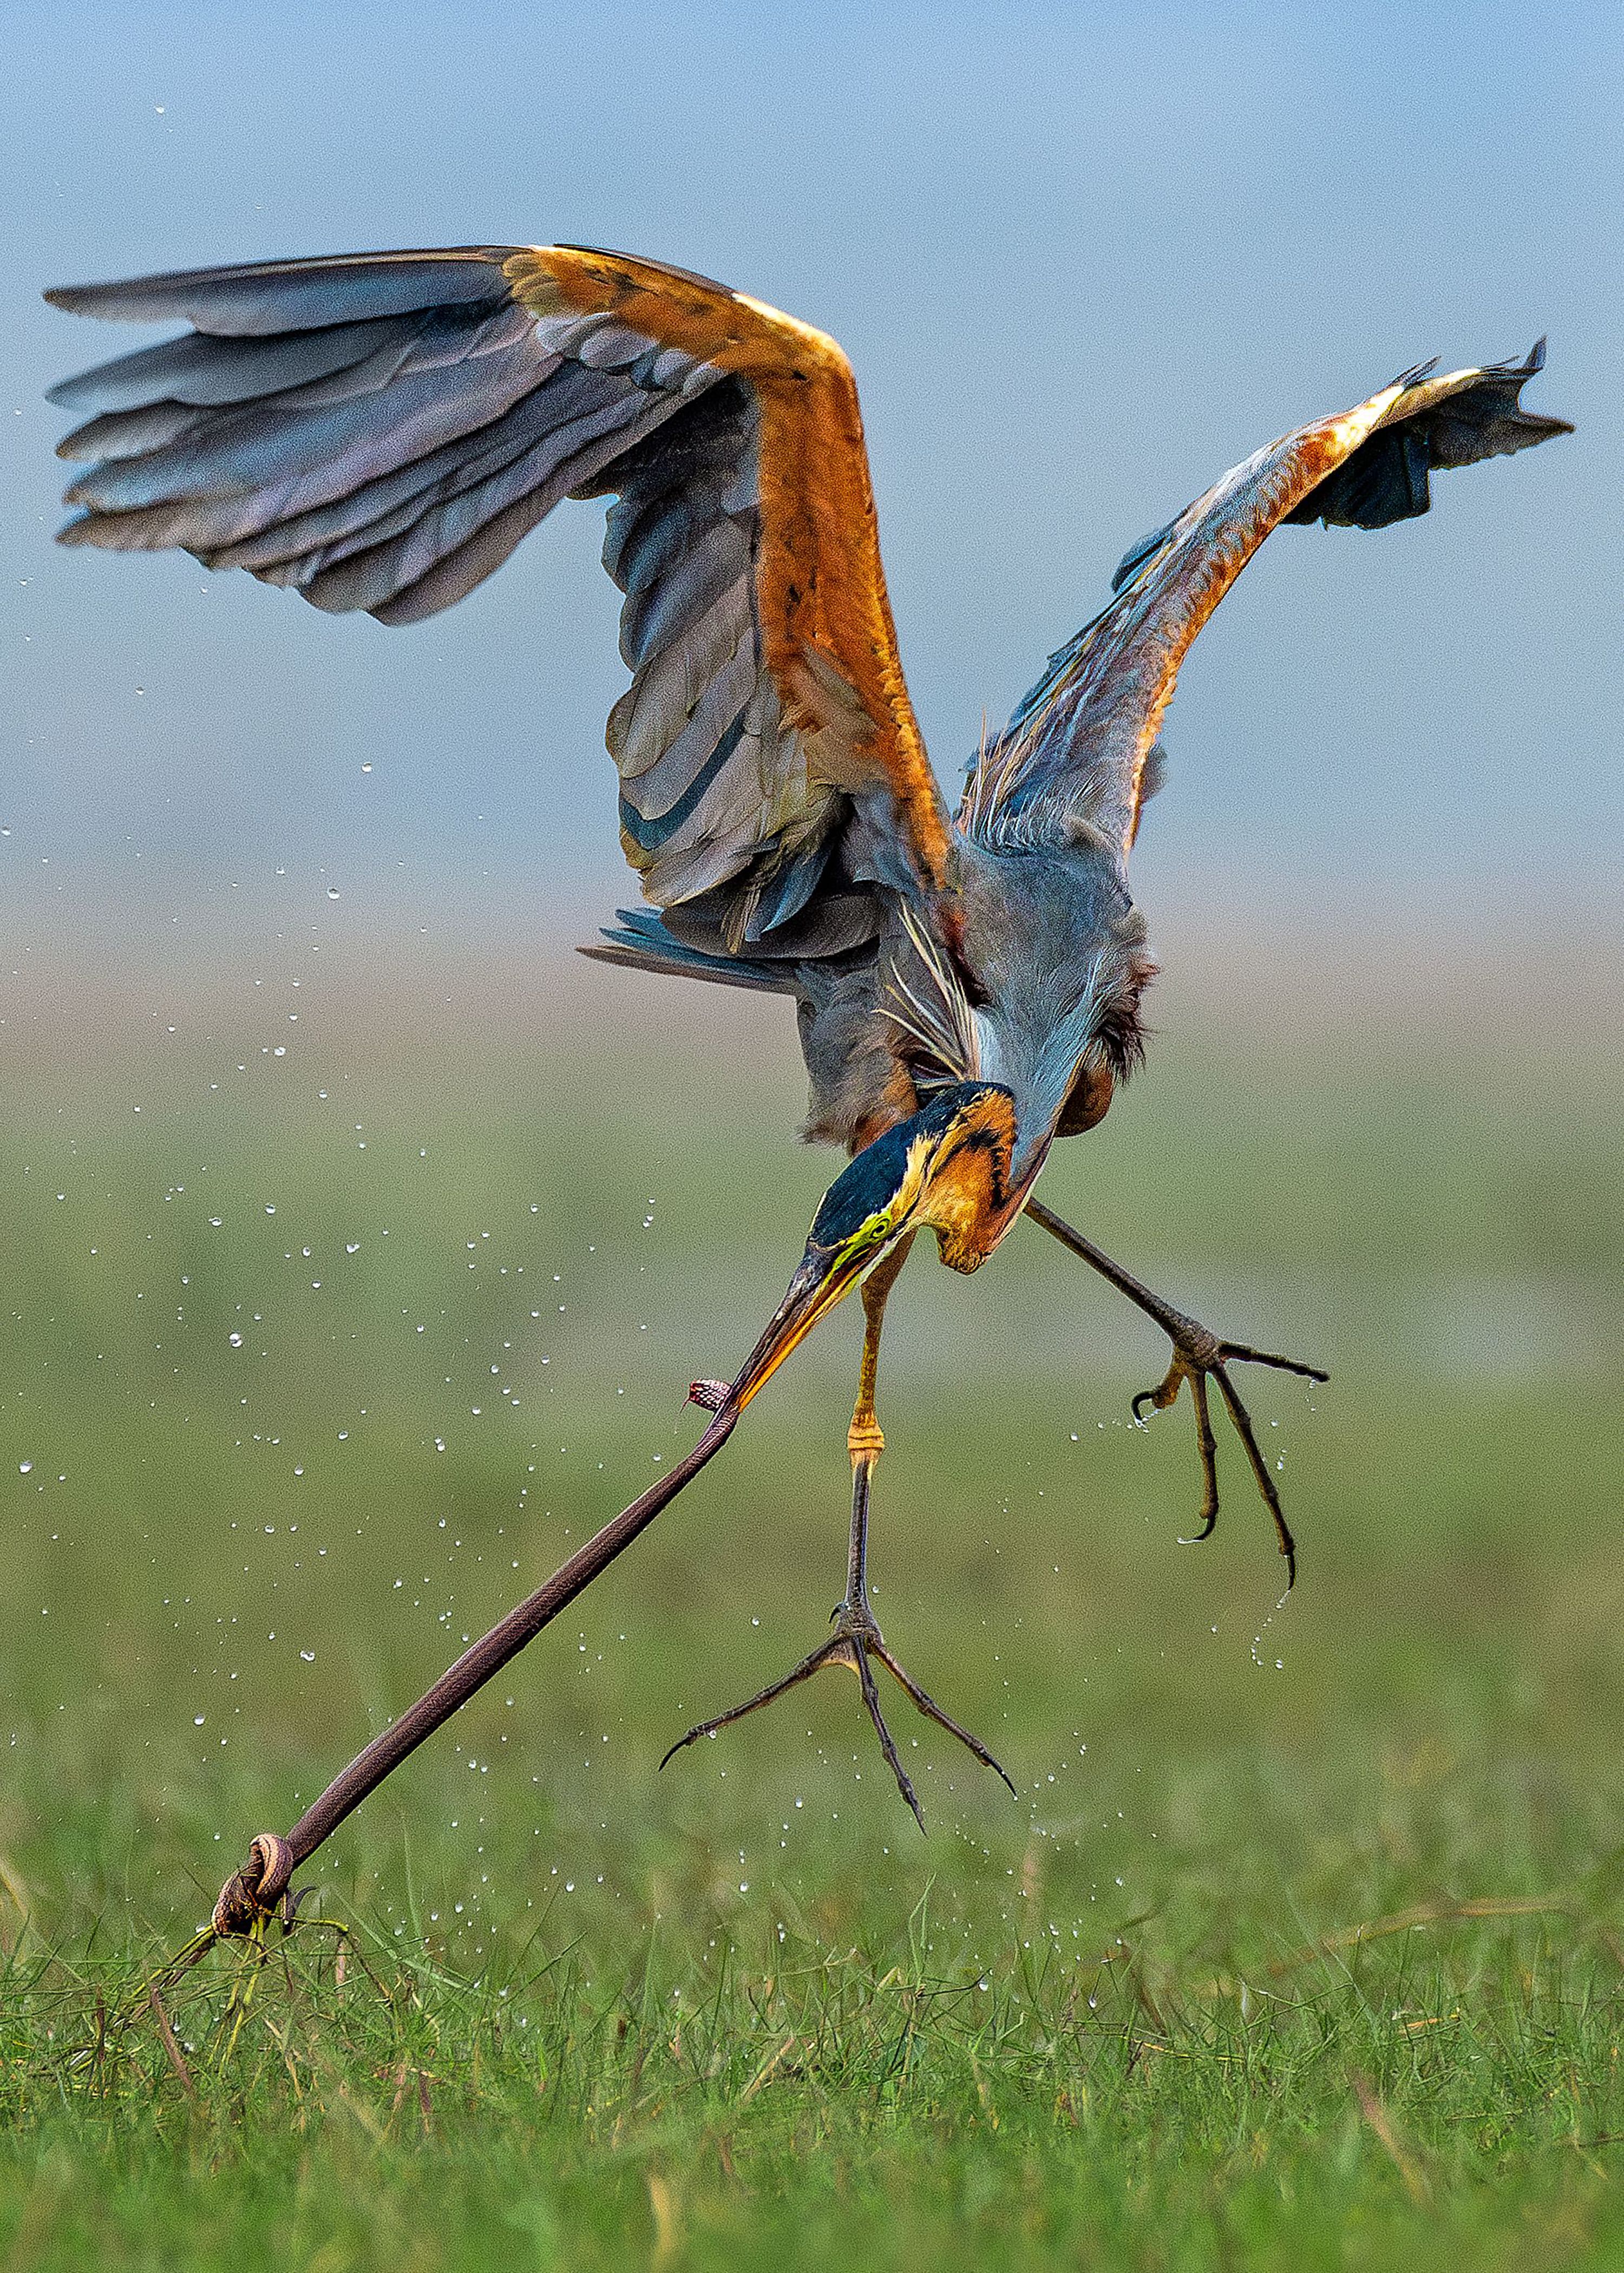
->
[45, 248, 865, 935]
[967, 343, 1571, 867]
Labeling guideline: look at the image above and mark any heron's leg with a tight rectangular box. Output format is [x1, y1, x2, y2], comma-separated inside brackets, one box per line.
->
[1023, 1196, 1327, 1587]
[660, 1234, 1014, 1829]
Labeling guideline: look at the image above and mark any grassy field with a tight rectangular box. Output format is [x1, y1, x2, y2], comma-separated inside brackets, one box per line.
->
[2, 933, 1623, 2269]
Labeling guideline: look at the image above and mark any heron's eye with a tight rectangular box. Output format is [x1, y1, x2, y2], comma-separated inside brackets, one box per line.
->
[1056, 1060, 1114, 1136]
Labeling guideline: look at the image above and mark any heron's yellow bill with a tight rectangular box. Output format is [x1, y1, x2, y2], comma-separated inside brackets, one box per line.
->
[726, 1083, 1025, 1411]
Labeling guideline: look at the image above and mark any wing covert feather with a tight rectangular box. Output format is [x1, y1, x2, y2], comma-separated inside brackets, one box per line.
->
[47, 241, 952, 942]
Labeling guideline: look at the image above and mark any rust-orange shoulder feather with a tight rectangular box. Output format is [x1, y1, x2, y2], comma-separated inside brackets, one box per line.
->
[506, 246, 951, 894]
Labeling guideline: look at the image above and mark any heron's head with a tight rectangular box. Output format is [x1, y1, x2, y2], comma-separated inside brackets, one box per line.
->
[729, 1082, 1021, 1409]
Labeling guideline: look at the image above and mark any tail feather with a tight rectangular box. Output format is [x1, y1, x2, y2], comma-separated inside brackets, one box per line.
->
[579, 906, 797, 995]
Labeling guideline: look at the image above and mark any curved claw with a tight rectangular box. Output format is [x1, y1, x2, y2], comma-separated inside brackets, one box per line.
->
[1131, 1352, 1190, 1424]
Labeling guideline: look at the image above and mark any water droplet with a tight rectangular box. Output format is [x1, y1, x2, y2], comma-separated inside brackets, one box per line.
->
[18, 1461, 31, 1475]
[327, 887, 340, 900]
[228, 1333, 243, 1347]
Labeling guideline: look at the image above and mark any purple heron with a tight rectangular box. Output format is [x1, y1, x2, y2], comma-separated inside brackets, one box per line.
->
[47, 245, 1569, 1826]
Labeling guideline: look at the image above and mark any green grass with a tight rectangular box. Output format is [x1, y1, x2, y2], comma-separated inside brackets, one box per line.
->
[3, 958, 1623, 2268]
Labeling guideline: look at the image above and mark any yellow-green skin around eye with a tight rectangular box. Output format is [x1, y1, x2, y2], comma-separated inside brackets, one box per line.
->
[836, 1138, 934, 1268]
[804, 1104, 972, 1268]
[802, 1083, 1023, 1295]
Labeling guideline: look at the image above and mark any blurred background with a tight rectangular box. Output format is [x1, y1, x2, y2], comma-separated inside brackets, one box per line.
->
[2, 0, 1621, 1969]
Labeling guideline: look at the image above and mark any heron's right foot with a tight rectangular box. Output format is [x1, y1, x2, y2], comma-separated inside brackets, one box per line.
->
[1131, 1316, 1326, 1587]
[659, 1593, 1014, 1832]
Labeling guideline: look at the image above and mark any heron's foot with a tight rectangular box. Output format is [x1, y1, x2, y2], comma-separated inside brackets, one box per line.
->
[1130, 1318, 1327, 1587]
[658, 1595, 1015, 1832]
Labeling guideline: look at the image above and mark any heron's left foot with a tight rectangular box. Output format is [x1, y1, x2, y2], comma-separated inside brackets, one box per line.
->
[659, 1592, 1014, 1832]
[1131, 1318, 1326, 1587]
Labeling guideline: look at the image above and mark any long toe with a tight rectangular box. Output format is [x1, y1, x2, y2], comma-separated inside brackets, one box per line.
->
[870, 1642, 1017, 1798]
[658, 1634, 843, 1771]
[852, 1640, 927, 1832]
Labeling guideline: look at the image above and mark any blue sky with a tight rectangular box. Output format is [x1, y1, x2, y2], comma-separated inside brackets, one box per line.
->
[4, 0, 1619, 960]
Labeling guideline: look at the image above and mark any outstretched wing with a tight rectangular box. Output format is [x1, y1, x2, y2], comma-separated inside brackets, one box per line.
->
[960, 345, 1571, 866]
[47, 245, 952, 935]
